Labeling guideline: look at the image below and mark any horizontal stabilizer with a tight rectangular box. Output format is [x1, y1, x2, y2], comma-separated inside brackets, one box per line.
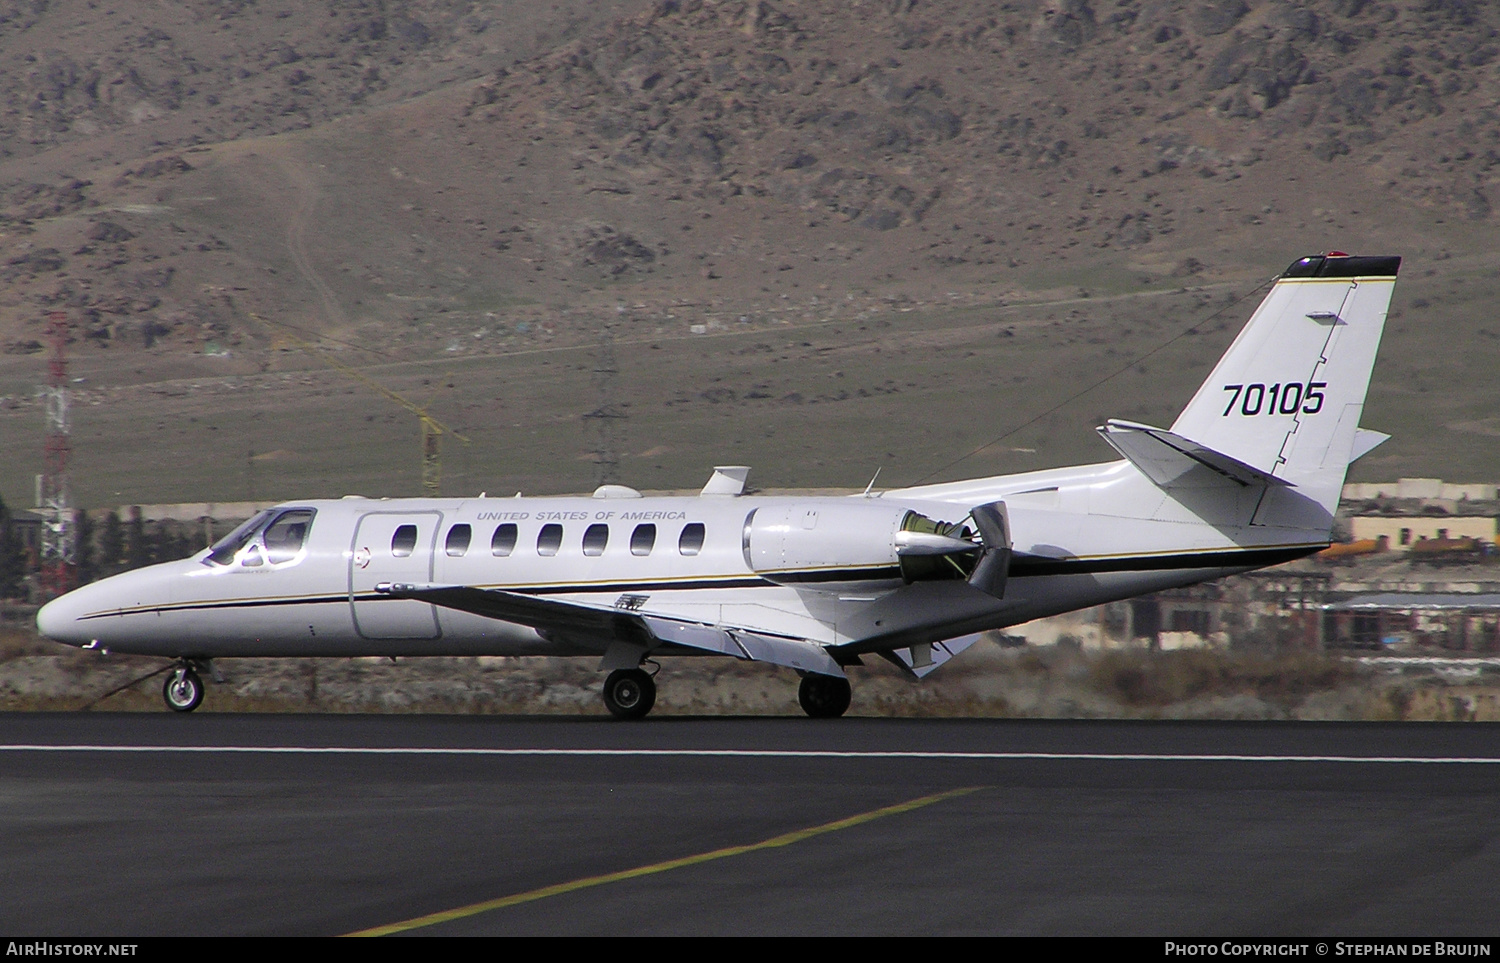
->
[1098, 420, 1292, 490]
[1351, 428, 1390, 462]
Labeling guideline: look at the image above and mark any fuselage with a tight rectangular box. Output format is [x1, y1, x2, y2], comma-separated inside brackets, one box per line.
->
[37, 458, 1326, 660]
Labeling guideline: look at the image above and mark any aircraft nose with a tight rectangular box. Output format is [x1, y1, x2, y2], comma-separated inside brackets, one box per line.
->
[36, 588, 93, 647]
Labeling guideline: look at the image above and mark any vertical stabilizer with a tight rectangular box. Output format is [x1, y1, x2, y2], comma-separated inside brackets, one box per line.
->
[1169, 254, 1400, 529]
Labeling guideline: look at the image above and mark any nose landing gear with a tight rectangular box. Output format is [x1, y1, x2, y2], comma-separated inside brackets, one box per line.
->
[162, 663, 205, 713]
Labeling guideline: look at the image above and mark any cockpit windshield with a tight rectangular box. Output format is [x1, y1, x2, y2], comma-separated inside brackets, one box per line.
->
[203, 508, 316, 567]
[205, 511, 273, 566]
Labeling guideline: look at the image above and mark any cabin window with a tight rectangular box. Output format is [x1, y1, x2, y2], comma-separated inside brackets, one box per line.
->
[445, 524, 472, 557]
[391, 524, 418, 557]
[262, 510, 314, 564]
[491, 523, 518, 557]
[631, 524, 656, 556]
[679, 522, 705, 556]
[583, 523, 609, 557]
[1399, 528, 1411, 546]
[537, 524, 564, 557]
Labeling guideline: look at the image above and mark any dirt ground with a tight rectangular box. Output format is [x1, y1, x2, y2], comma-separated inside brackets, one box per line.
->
[3, 624, 1495, 722]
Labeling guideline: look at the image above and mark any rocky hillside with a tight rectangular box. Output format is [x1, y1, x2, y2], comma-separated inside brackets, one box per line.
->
[2, 1, 1496, 352]
[0, 0, 1496, 500]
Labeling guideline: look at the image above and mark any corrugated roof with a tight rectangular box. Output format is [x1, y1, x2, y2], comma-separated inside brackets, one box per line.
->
[1326, 593, 1500, 611]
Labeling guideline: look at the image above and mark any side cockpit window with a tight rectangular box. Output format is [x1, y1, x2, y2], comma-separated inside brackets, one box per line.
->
[263, 510, 315, 564]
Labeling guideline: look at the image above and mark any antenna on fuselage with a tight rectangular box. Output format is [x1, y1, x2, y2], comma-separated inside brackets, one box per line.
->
[862, 467, 882, 497]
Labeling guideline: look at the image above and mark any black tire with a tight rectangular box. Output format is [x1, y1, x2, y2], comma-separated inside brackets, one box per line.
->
[602, 668, 656, 720]
[798, 675, 851, 719]
[163, 669, 204, 713]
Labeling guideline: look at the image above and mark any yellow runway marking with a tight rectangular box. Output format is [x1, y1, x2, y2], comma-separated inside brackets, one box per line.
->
[345, 785, 983, 937]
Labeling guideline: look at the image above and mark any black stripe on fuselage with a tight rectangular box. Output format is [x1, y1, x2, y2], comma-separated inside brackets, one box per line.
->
[1008, 545, 1321, 578]
[77, 594, 355, 621]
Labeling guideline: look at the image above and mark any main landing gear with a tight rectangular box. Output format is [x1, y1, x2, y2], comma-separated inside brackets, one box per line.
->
[599, 668, 852, 719]
[162, 662, 205, 713]
[798, 675, 852, 719]
[602, 668, 657, 720]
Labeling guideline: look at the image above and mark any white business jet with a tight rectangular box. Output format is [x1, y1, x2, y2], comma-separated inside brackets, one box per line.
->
[38, 253, 1400, 718]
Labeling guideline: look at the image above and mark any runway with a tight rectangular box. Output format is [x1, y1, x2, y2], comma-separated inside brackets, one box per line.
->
[1, 714, 1498, 936]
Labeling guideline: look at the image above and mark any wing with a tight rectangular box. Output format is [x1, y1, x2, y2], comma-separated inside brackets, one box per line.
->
[376, 582, 847, 677]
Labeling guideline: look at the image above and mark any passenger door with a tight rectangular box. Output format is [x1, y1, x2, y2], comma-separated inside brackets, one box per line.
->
[349, 511, 443, 639]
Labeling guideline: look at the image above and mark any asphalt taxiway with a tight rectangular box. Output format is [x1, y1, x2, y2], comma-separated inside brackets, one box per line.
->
[1, 714, 1497, 936]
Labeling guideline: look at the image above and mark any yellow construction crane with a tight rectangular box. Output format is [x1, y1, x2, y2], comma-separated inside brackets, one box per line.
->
[251, 313, 470, 496]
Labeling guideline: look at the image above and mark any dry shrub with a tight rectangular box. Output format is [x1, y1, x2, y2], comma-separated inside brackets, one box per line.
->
[0, 625, 56, 659]
[1086, 648, 1358, 708]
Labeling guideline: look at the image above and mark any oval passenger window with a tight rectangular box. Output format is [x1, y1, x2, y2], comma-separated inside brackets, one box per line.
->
[630, 523, 656, 556]
[445, 524, 472, 557]
[491, 523, 518, 557]
[678, 522, 705, 556]
[583, 523, 609, 557]
[391, 524, 418, 557]
[537, 524, 563, 557]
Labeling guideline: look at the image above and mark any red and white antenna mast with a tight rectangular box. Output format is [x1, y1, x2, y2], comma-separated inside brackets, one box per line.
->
[38, 310, 74, 599]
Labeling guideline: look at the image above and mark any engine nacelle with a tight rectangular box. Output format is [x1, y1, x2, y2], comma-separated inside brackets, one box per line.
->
[743, 501, 983, 588]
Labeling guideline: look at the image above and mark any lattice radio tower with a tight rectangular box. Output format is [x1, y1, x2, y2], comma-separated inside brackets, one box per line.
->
[37, 310, 74, 599]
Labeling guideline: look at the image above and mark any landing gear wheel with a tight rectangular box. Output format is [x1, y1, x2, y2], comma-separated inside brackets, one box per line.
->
[163, 667, 204, 713]
[798, 675, 851, 719]
[602, 668, 656, 720]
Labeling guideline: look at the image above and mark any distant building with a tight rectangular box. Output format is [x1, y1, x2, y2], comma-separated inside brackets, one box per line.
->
[1341, 477, 1499, 553]
[1349, 515, 1498, 550]
[1323, 593, 1500, 653]
[7, 508, 43, 557]
[1342, 478, 1497, 502]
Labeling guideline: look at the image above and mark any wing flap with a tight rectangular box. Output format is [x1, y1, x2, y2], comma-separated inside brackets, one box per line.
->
[642, 617, 845, 677]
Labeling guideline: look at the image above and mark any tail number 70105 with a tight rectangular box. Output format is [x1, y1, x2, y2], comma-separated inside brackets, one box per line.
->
[1221, 382, 1325, 416]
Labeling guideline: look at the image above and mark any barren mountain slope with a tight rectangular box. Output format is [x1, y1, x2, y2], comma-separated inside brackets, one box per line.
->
[0, 0, 1495, 503]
